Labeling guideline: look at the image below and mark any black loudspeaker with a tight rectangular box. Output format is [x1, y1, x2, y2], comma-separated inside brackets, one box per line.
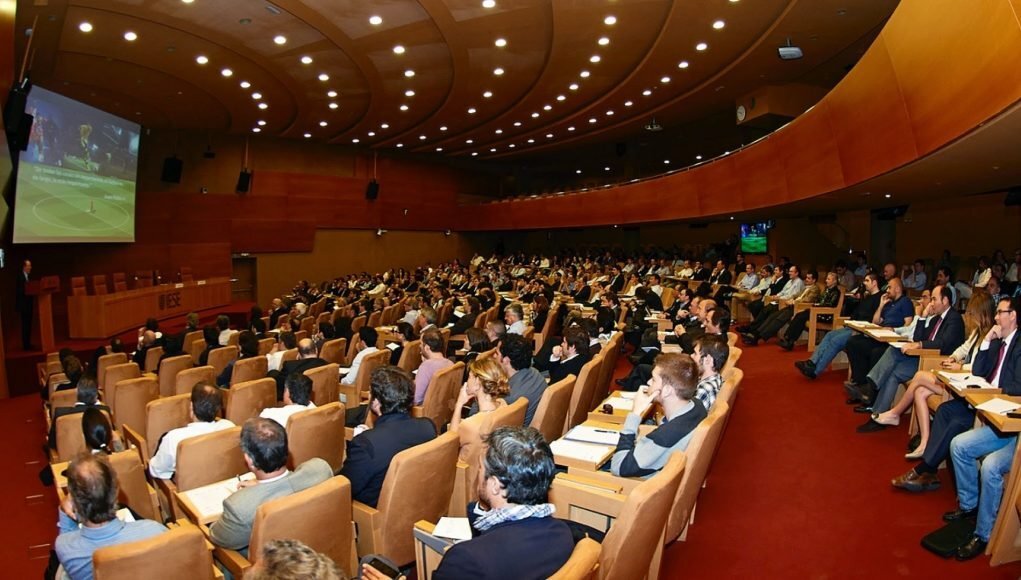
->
[13, 113, 33, 151]
[1005, 187, 1021, 206]
[3, 87, 27, 134]
[873, 205, 909, 221]
[365, 179, 379, 200]
[236, 170, 252, 194]
[161, 157, 183, 183]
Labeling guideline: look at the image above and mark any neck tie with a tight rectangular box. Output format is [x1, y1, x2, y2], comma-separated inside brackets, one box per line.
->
[988, 341, 1008, 386]
[927, 316, 942, 341]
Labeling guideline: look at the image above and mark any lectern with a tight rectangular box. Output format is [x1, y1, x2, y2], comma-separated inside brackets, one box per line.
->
[26, 275, 60, 353]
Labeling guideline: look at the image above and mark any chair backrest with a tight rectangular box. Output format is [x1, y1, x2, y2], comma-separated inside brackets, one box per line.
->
[158, 355, 193, 398]
[226, 378, 277, 425]
[70, 276, 87, 296]
[207, 346, 239, 375]
[548, 537, 601, 580]
[96, 352, 129, 391]
[521, 325, 535, 345]
[287, 402, 346, 472]
[437, 303, 453, 328]
[591, 333, 622, 409]
[599, 453, 686, 580]
[174, 426, 245, 491]
[300, 316, 315, 335]
[459, 398, 529, 505]
[305, 363, 341, 405]
[367, 310, 382, 328]
[175, 365, 216, 396]
[111, 272, 128, 292]
[396, 340, 422, 374]
[143, 347, 164, 373]
[417, 362, 465, 432]
[665, 401, 730, 542]
[727, 331, 738, 346]
[230, 356, 268, 386]
[565, 354, 604, 431]
[227, 331, 240, 348]
[55, 410, 113, 462]
[319, 338, 347, 365]
[249, 476, 356, 578]
[103, 363, 141, 410]
[143, 395, 192, 458]
[375, 431, 460, 565]
[717, 367, 744, 412]
[111, 377, 159, 433]
[257, 337, 275, 355]
[107, 450, 161, 521]
[354, 349, 392, 396]
[722, 346, 742, 374]
[92, 525, 214, 580]
[92, 274, 108, 295]
[189, 338, 207, 365]
[530, 374, 575, 442]
[661, 286, 677, 311]
[438, 327, 451, 355]
[50, 388, 79, 411]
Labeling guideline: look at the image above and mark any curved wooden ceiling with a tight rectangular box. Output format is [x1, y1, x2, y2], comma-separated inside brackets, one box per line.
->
[15, 0, 897, 161]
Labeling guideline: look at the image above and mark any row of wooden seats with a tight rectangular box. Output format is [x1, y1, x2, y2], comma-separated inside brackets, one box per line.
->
[68, 269, 190, 296]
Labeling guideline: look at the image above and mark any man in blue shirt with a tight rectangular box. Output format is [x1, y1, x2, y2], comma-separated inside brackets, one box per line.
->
[844, 278, 915, 405]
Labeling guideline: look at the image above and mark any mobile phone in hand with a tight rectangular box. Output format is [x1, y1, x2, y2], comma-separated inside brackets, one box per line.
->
[365, 557, 401, 579]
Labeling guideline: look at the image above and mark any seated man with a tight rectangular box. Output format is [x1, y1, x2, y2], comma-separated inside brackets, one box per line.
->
[693, 334, 729, 411]
[340, 366, 436, 507]
[265, 330, 297, 373]
[260, 372, 316, 427]
[611, 353, 708, 477]
[547, 327, 591, 384]
[341, 327, 379, 387]
[844, 278, 915, 397]
[414, 329, 453, 405]
[504, 303, 527, 335]
[776, 271, 842, 351]
[273, 338, 328, 399]
[742, 270, 820, 346]
[208, 418, 332, 553]
[50, 355, 84, 399]
[49, 375, 109, 449]
[496, 334, 547, 426]
[433, 426, 574, 580]
[55, 454, 167, 580]
[148, 383, 236, 479]
[794, 273, 882, 379]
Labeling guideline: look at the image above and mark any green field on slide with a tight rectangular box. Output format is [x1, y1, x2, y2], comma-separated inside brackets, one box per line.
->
[14, 163, 134, 242]
[741, 235, 768, 254]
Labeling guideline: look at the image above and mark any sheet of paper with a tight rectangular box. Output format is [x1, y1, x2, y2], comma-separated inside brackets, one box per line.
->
[618, 391, 637, 400]
[939, 371, 993, 390]
[604, 397, 634, 411]
[890, 342, 910, 349]
[550, 439, 613, 463]
[976, 398, 1021, 415]
[338, 367, 351, 375]
[453, 310, 465, 318]
[433, 517, 473, 543]
[180, 473, 255, 521]
[385, 343, 399, 351]
[869, 329, 902, 339]
[116, 508, 136, 523]
[565, 425, 621, 446]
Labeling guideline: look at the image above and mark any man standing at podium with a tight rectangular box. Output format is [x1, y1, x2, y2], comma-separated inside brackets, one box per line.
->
[15, 259, 33, 350]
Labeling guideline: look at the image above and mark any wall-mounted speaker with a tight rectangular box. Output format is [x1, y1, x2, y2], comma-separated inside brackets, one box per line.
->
[236, 170, 252, 194]
[873, 205, 909, 221]
[1005, 187, 1021, 206]
[366, 179, 379, 200]
[161, 157, 183, 183]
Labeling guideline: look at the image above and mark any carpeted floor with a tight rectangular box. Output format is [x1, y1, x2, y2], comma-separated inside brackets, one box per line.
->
[3, 338, 1021, 578]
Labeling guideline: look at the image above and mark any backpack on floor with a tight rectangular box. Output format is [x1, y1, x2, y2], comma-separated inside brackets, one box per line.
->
[920, 518, 976, 558]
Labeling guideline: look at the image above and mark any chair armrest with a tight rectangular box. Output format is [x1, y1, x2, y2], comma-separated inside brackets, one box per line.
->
[411, 405, 424, 419]
[154, 477, 181, 521]
[832, 317, 848, 330]
[549, 476, 627, 527]
[338, 384, 359, 407]
[793, 302, 812, 314]
[563, 469, 642, 494]
[448, 461, 470, 517]
[448, 334, 468, 344]
[413, 520, 450, 580]
[352, 501, 382, 557]
[213, 546, 252, 579]
[809, 306, 838, 317]
[122, 424, 149, 468]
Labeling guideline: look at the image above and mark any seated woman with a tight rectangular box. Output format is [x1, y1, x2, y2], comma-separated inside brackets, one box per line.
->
[197, 325, 220, 366]
[531, 294, 551, 333]
[450, 357, 510, 461]
[871, 289, 993, 458]
[388, 322, 416, 365]
[82, 406, 125, 455]
[461, 327, 492, 383]
[216, 331, 260, 388]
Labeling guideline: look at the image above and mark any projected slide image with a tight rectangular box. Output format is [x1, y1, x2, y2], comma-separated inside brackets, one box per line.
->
[740, 222, 769, 254]
[14, 87, 139, 243]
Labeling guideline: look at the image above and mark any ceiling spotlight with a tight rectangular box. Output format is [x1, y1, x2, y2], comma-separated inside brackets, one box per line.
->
[393, 45, 405, 54]
[436, 147, 443, 152]
[543, 104, 552, 111]
[419, 135, 427, 140]
[252, 127, 261, 133]
[678, 60, 689, 69]
[513, 121, 521, 127]
[713, 20, 726, 29]
[466, 139, 474, 144]
[696, 42, 708, 51]
[531, 112, 540, 118]
[251, 92, 263, 99]
[400, 104, 409, 111]
[404, 69, 415, 77]
[240, 81, 251, 88]
[257, 120, 267, 126]
[490, 148, 497, 152]
[508, 144, 515, 148]
[318, 73, 330, 81]
[568, 126, 575, 131]
[301, 56, 313, 64]
[604, 15, 617, 25]
[493, 67, 504, 75]
[576, 169, 582, 174]
[258, 103, 268, 110]
[884, 193, 892, 198]
[369, 15, 383, 25]
[695, 155, 702, 160]
[546, 133, 553, 138]
[123, 31, 137, 41]
[79, 22, 93, 33]
[352, 138, 360, 143]
[181, 0, 194, 3]
[605, 110, 614, 116]
[196, 55, 209, 64]
[471, 152, 478, 156]
[598, 37, 610, 46]
[273, 35, 287, 45]
[482, 0, 496, 8]
[588, 118, 597, 123]
[483, 91, 493, 98]
[642, 89, 652, 96]
[303, 133, 311, 138]
[380, 123, 389, 129]
[319, 121, 328, 127]
[663, 159, 670, 164]
[405, 89, 415, 97]
[397, 143, 404, 148]
[328, 102, 339, 109]
[327, 90, 338, 97]
[468, 107, 477, 114]
[569, 83, 579, 90]
[221, 68, 233, 77]
[590, 55, 601, 63]
[556, 95, 566, 101]
[495, 129, 503, 134]
[580, 70, 590, 78]
[495, 38, 507, 47]
[624, 100, 633, 107]
[440, 126, 448, 131]
[527, 138, 535, 143]
[367, 131, 376, 137]
[660, 76, 670, 83]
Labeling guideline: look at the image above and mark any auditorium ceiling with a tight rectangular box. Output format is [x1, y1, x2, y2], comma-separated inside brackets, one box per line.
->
[14, 0, 898, 173]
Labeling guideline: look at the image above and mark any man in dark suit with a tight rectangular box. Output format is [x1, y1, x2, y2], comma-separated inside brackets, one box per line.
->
[858, 285, 966, 430]
[48, 376, 109, 448]
[340, 366, 436, 507]
[892, 295, 1021, 493]
[607, 265, 625, 293]
[15, 259, 33, 350]
[547, 327, 590, 384]
[432, 426, 574, 580]
[268, 338, 327, 400]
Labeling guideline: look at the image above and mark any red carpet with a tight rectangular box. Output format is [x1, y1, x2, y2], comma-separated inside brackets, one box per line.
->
[3, 339, 1021, 578]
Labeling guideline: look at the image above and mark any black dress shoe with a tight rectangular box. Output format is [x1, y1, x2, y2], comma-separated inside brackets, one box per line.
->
[794, 361, 817, 379]
[955, 536, 988, 561]
[856, 418, 886, 432]
[778, 339, 794, 351]
[741, 333, 758, 346]
[942, 507, 978, 522]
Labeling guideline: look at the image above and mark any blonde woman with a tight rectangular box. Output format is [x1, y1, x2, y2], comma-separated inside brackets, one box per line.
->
[450, 357, 510, 460]
[872, 290, 994, 458]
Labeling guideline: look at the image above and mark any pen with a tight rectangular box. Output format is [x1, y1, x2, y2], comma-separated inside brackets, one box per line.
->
[594, 429, 617, 434]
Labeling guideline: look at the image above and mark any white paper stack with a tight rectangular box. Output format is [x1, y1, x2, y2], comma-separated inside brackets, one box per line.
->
[564, 425, 620, 445]
[433, 517, 473, 543]
[550, 439, 612, 463]
[975, 398, 1021, 415]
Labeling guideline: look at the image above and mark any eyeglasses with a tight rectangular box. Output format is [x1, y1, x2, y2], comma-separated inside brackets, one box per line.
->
[996, 309, 1015, 315]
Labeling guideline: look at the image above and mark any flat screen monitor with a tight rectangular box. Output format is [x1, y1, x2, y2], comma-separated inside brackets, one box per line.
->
[739, 221, 771, 254]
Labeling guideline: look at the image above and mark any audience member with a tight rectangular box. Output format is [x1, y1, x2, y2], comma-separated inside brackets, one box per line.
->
[693, 334, 729, 410]
[261, 373, 316, 427]
[149, 383, 235, 479]
[795, 273, 883, 379]
[451, 357, 511, 457]
[272, 339, 328, 400]
[414, 330, 453, 405]
[547, 326, 591, 384]
[49, 376, 109, 449]
[248, 539, 345, 580]
[266, 331, 298, 372]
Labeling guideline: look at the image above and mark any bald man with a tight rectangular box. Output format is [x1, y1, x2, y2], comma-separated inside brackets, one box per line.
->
[269, 338, 327, 400]
[843, 278, 916, 403]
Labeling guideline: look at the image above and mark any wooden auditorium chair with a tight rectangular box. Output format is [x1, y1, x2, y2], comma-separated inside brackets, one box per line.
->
[225, 378, 276, 425]
[448, 398, 528, 516]
[227, 331, 240, 348]
[212, 476, 358, 579]
[304, 363, 341, 406]
[95, 352, 129, 392]
[367, 310, 382, 328]
[411, 362, 465, 433]
[207, 346, 239, 376]
[158, 355, 193, 398]
[189, 338, 206, 365]
[111, 272, 128, 292]
[339, 349, 390, 408]
[92, 524, 217, 580]
[70, 276, 87, 296]
[175, 366, 216, 396]
[591, 333, 622, 409]
[229, 356, 268, 386]
[547, 538, 601, 580]
[51, 410, 114, 463]
[102, 363, 141, 411]
[319, 338, 347, 365]
[564, 354, 604, 432]
[530, 374, 576, 442]
[257, 338, 275, 355]
[92, 274, 109, 295]
[396, 339, 422, 374]
[286, 402, 346, 473]
[107, 449, 162, 522]
[123, 394, 192, 463]
[279, 348, 299, 366]
[49, 388, 79, 412]
[143, 347, 164, 373]
[158, 426, 246, 521]
[110, 376, 159, 434]
[299, 316, 315, 336]
[806, 287, 846, 352]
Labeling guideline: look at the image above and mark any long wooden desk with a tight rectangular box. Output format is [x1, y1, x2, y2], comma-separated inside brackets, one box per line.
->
[67, 278, 232, 338]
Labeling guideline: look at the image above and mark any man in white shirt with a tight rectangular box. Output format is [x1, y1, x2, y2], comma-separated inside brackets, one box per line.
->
[216, 314, 236, 346]
[648, 274, 663, 297]
[265, 331, 297, 372]
[149, 383, 236, 479]
[260, 373, 316, 427]
[901, 259, 928, 291]
[505, 303, 527, 335]
[417, 306, 438, 335]
[342, 327, 379, 386]
[1006, 249, 1020, 283]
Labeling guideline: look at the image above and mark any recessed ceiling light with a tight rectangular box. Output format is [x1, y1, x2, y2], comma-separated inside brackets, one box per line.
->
[273, 35, 287, 45]
[466, 139, 474, 144]
[404, 69, 415, 77]
[590, 55, 601, 63]
[531, 112, 540, 118]
[513, 121, 522, 127]
[240, 81, 251, 89]
[508, 144, 515, 148]
[678, 60, 689, 69]
[440, 126, 448, 131]
[252, 127, 261, 133]
[196, 55, 208, 64]
[605, 110, 614, 116]
[556, 95, 566, 101]
[468, 107, 477, 114]
[79, 22, 93, 33]
[123, 31, 137, 41]
[397, 143, 404, 148]
[419, 135, 427, 140]
[642, 89, 652, 96]
[319, 121, 328, 127]
[527, 138, 535, 143]
[663, 159, 670, 164]
[884, 193, 892, 198]
[352, 138, 360, 144]
[369, 15, 383, 25]
[713, 20, 726, 29]
[301, 56, 313, 64]
[495, 129, 503, 134]
[252, 92, 263, 99]
[604, 15, 617, 25]
[598, 37, 610, 46]
[393, 45, 405, 54]
[490, 148, 497, 152]
[495, 38, 507, 47]
[543, 104, 552, 111]
[318, 73, 330, 81]
[569, 83, 579, 90]
[436, 147, 443, 152]
[588, 118, 597, 123]
[400, 104, 409, 111]
[546, 133, 553, 138]
[494, 67, 504, 75]
[258, 103, 268, 110]
[257, 120, 267, 126]
[483, 91, 493, 98]
[327, 90, 338, 97]
[368, 132, 376, 137]
[328, 102, 339, 109]
[695, 155, 702, 160]
[471, 152, 478, 156]
[405, 89, 415, 97]
[660, 76, 670, 83]
[221, 68, 233, 77]
[579, 70, 590, 78]
[696, 42, 708, 51]
[568, 126, 576, 131]
[576, 169, 582, 174]
[624, 100, 633, 107]
[181, 0, 194, 3]
[380, 123, 389, 129]
[303, 133, 312, 138]
[482, 0, 496, 8]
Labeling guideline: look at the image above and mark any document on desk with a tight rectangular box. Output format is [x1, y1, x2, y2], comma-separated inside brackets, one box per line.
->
[938, 371, 993, 391]
[433, 517, 472, 543]
[565, 425, 620, 446]
[550, 439, 613, 463]
[180, 472, 256, 522]
[975, 398, 1021, 415]
[869, 329, 902, 339]
[889, 342, 910, 350]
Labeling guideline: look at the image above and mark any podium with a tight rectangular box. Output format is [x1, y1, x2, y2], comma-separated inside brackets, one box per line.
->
[26, 276, 60, 353]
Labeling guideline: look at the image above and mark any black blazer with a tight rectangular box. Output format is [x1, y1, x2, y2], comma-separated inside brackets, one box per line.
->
[912, 309, 965, 354]
[449, 312, 479, 335]
[973, 333, 1021, 394]
[549, 353, 589, 384]
[16, 271, 31, 312]
[434, 514, 574, 580]
[272, 357, 328, 399]
[573, 285, 592, 303]
[339, 413, 436, 508]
